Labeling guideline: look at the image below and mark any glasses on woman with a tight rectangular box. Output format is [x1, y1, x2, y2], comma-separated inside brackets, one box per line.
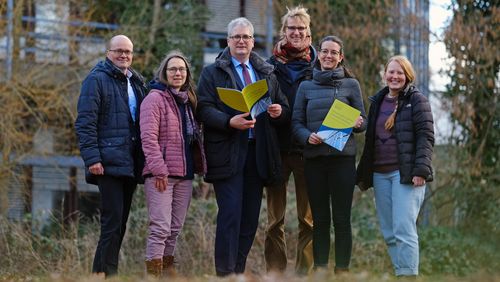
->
[319, 49, 341, 56]
[286, 26, 307, 32]
[166, 67, 187, 74]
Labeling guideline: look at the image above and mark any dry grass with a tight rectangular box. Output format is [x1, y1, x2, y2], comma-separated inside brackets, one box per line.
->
[1, 157, 499, 280]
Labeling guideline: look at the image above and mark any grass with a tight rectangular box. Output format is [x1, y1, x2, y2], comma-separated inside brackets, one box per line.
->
[1, 182, 499, 281]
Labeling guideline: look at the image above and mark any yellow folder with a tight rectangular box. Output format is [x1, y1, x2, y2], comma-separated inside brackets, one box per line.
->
[216, 79, 268, 112]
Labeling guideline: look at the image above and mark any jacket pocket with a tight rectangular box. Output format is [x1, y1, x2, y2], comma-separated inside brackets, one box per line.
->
[99, 137, 130, 167]
[205, 139, 231, 168]
[99, 136, 126, 147]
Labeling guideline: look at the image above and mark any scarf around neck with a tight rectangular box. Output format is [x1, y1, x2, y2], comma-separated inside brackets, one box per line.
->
[272, 39, 311, 64]
[167, 87, 199, 144]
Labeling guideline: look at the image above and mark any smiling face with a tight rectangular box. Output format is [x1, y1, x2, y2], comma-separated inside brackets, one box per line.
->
[227, 25, 254, 62]
[318, 40, 344, 71]
[106, 35, 133, 73]
[384, 60, 407, 94]
[285, 16, 309, 49]
[166, 57, 187, 91]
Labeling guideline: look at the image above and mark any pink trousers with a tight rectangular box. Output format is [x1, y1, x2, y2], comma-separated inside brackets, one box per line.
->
[144, 177, 192, 260]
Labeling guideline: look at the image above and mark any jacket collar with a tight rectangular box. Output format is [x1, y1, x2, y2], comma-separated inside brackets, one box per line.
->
[369, 84, 417, 103]
[269, 45, 317, 81]
[269, 45, 318, 67]
[93, 58, 145, 85]
[312, 67, 345, 86]
[215, 47, 274, 75]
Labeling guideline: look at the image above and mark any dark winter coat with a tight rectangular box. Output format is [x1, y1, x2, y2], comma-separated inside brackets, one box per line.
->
[292, 67, 367, 159]
[267, 46, 317, 153]
[196, 48, 290, 184]
[356, 85, 434, 190]
[75, 58, 147, 184]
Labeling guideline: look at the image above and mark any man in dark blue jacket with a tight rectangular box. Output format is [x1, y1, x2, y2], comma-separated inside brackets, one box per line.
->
[197, 17, 289, 276]
[75, 34, 147, 277]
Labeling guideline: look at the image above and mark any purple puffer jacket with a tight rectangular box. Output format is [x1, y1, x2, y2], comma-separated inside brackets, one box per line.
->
[140, 88, 206, 178]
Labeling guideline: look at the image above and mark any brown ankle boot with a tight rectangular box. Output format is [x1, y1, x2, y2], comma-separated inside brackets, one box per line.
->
[162, 255, 177, 277]
[145, 258, 163, 277]
[334, 267, 349, 275]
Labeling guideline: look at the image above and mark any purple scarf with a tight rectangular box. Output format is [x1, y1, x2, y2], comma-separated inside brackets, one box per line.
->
[167, 87, 199, 143]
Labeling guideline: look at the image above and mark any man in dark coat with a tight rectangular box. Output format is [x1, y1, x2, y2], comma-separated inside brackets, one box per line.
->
[196, 17, 290, 276]
[75, 34, 147, 277]
[265, 6, 316, 275]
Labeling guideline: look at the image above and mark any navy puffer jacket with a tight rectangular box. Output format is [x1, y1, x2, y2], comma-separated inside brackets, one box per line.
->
[75, 58, 147, 184]
[357, 85, 434, 190]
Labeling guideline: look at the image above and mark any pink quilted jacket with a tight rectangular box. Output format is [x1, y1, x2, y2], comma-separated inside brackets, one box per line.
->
[140, 89, 206, 178]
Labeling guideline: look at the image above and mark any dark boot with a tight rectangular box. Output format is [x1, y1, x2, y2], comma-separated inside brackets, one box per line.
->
[163, 255, 177, 277]
[145, 258, 163, 277]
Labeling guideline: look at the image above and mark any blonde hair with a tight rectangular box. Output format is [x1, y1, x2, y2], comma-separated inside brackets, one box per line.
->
[156, 50, 197, 110]
[384, 55, 416, 130]
[385, 55, 416, 84]
[279, 5, 311, 37]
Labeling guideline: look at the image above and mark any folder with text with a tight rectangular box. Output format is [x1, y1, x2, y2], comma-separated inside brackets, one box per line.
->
[316, 99, 360, 151]
[216, 79, 271, 118]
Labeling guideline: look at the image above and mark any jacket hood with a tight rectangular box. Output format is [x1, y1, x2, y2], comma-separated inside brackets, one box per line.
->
[312, 67, 345, 85]
[309, 45, 318, 64]
[215, 47, 274, 75]
[149, 79, 167, 91]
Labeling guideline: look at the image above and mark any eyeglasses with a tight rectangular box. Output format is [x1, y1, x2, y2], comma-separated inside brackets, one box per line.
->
[108, 49, 133, 56]
[229, 34, 253, 42]
[166, 67, 187, 74]
[320, 49, 341, 56]
[286, 26, 307, 32]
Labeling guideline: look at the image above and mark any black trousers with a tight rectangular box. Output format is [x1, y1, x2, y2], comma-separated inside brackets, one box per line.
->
[304, 156, 355, 269]
[212, 142, 264, 276]
[92, 175, 136, 276]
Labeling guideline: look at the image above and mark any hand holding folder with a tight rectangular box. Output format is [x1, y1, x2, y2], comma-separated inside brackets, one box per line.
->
[316, 99, 361, 151]
[217, 79, 271, 118]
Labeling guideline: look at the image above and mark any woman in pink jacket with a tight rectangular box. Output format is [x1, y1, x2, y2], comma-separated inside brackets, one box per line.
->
[140, 51, 206, 277]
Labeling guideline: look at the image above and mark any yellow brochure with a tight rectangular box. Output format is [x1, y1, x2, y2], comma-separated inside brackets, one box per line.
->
[316, 99, 360, 151]
[216, 79, 268, 113]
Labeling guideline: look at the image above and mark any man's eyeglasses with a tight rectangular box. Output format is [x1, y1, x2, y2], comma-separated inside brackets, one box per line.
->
[286, 26, 307, 32]
[166, 67, 187, 74]
[320, 49, 341, 56]
[108, 49, 133, 56]
[229, 34, 253, 42]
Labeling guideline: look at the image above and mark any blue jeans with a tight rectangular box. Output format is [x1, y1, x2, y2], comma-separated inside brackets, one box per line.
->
[373, 170, 425, 276]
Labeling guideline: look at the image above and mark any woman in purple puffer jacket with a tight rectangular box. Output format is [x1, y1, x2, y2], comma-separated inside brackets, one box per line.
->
[140, 51, 206, 277]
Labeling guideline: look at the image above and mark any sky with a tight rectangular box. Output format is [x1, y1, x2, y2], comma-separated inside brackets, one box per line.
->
[429, 0, 453, 143]
[429, 0, 453, 92]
